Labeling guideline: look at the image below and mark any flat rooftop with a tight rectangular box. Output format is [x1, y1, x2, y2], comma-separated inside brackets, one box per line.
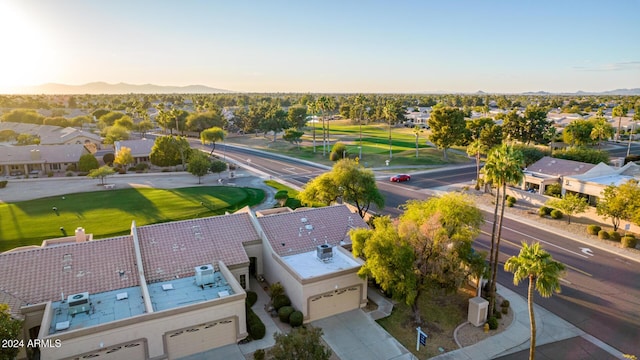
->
[49, 286, 144, 335]
[283, 247, 361, 279]
[148, 271, 234, 312]
[588, 175, 635, 187]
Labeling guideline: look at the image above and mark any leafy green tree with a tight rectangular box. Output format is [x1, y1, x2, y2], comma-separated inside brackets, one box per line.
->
[261, 108, 290, 142]
[78, 153, 99, 172]
[135, 119, 154, 138]
[283, 128, 304, 149]
[16, 133, 40, 145]
[98, 111, 125, 128]
[612, 104, 628, 141]
[268, 326, 331, 360]
[0, 129, 17, 142]
[1, 108, 45, 124]
[210, 159, 228, 179]
[546, 193, 588, 224]
[596, 179, 640, 231]
[103, 125, 130, 144]
[287, 104, 308, 129]
[187, 151, 211, 184]
[523, 105, 553, 145]
[428, 106, 466, 160]
[114, 115, 134, 130]
[482, 144, 525, 316]
[114, 146, 134, 170]
[562, 119, 595, 147]
[186, 110, 225, 132]
[150, 136, 192, 168]
[0, 303, 22, 360]
[200, 127, 226, 156]
[504, 242, 565, 360]
[590, 118, 615, 150]
[87, 165, 116, 185]
[299, 159, 383, 218]
[552, 147, 609, 165]
[351, 193, 483, 323]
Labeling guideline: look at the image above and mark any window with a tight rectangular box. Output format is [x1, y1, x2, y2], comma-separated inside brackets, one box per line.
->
[240, 274, 246, 289]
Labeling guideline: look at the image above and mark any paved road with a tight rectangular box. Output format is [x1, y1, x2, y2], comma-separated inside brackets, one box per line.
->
[604, 141, 639, 158]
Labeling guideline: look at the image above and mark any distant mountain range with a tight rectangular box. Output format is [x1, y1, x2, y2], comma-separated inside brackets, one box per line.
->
[13, 82, 232, 95]
[518, 88, 640, 96]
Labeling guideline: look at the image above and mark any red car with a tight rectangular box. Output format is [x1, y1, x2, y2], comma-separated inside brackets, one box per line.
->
[390, 174, 411, 182]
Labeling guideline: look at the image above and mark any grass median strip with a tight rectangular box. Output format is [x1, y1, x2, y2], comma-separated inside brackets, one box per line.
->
[0, 186, 264, 252]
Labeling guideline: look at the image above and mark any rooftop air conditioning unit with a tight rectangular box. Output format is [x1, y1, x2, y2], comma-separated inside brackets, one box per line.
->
[67, 292, 90, 316]
[195, 264, 215, 286]
[316, 244, 333, 261]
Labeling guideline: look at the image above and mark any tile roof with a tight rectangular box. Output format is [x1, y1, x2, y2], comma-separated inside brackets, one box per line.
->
[0, 122, 101, 145]
[0, 144, 89, 165]
[526, 156, 595, 177]
[258, 205, 367, 257]
[0, 236, 137, 305]
[115, 139, 154, 157]
[136, 213, 259, 283]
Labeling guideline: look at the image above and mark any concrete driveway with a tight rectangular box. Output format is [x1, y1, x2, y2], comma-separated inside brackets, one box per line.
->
[312, 309, 415, 360]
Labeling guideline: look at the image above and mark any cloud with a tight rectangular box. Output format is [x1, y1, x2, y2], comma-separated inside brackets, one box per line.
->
[572, 61, 640, 72]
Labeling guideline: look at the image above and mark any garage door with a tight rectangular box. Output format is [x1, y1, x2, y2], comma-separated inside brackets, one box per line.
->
[308, 286, 360, 322]
[166, 318, 236, 359]
[65, 340, 146, 360]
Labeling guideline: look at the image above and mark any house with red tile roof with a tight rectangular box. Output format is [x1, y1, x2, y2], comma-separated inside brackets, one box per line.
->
[0, 204, 366, 360]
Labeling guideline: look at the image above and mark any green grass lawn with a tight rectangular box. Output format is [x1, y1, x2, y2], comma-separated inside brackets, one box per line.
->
[264, 180, 304, 209]
[0, 186, 264, 252]
[376, 286, 475, 359]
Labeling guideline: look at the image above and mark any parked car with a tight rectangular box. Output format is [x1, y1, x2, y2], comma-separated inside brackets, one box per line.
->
[390, 174, 411, 182]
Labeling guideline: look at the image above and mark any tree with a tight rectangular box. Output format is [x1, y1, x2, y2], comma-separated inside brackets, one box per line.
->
[187, 151, 211, 184]
[546, 193, 588, 224]
[562, 119, 595, 147]
[504, 242, 565, 360]
[552, 147, 609, 165]
[315, 96, 336, 156]
[482, 144, 525, 316]
[261, 108, 289, 142]
[150, 136, 192, 168]
[135, 119, 154, 137]
[299, 159, 383, 218]
[103, 125, 130, 144]
[351, 193, 484, 323]
[103, 152, 115, 166]
[268, 325, 331, 360]
[590, 117, 615, 150]
[612, 104, 628, 141]
[186, 110, 225, 132]
[1, 108, 45, 124]
[87, 166, 116, 185]
[287, 104, 308, 129]
[200, 127, 226, 156]
[307, 101, 318, 152]
[78, 153, 99, 172]
[382, 101, 402, 159]
[427, 106, 466, 160]
[114, 146, 134, 171]
[210, 159, 227, 179]
[523, 105, 553, 145]
[413, 126, 422, 158]
[114, 115, 134, 130]
[0, 303, 22, 360]
[283, 128, 304, 149]
[596, 179, 640, 231]
[16, 133, 40, 145]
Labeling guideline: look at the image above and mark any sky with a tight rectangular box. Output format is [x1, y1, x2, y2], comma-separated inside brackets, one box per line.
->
[0, 0, 639, 94]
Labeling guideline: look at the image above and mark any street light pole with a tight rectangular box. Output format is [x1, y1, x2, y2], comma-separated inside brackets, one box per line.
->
[627, 121, 636, 158]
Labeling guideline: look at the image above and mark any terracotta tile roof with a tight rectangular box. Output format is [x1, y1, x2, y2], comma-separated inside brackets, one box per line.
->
[0, 290, 25, 319]
[526, 156, 595, 177]
[136, 213, 259, 283]
[258, 205, 367, 257]
[0, 236, 137, 305]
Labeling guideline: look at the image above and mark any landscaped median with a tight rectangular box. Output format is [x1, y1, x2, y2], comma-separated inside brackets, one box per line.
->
[0, 186, 264, 252]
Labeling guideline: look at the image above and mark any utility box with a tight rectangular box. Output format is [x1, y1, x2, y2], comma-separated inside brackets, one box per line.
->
[468, 296, 489, 327]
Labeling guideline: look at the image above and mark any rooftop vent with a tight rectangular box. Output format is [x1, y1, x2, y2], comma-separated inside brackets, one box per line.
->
[316, 244, 333, 261]
[195, 264, 215, 286]
[305, 224, 313, 230]
[301, 217, 308, 223]
[67, 292, 90, 316]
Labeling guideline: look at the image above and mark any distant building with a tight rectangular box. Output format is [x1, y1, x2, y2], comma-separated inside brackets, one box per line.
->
[0, 144, 90, 177]
[562, 161, 640, 205]
[0, 122, 102, 148]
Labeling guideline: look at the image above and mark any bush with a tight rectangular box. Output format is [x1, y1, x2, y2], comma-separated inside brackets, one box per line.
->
[544, 183, 562, 198]
[278, 306, 295, 323]
[608, 231, 621, 242]
[289, 310, 303, 327]
[550, 209, 563, 219]
[269, 282, 285, 300]
[587, 225, 601, 235]
[330, 142, 348, 161]
[103, 152, 115, 165]
[65, 171, 74, 177]
[246, 308, 266, 340]
[135, 162, 149, 171]
[622, 236, 638, 248]
[501, 300, 510, 308]
[506, 195, 516, 207]
[66, 164, 77, 171]
[538, 206, 549, 217]
[47, 171, 54, 177]
[329, 151, 340, 161]
[0, 180, 7, 188]
[246, 291, 258, 307]
[495, 311, 502, 319]
[487, 316, 498, 330]
[598, 230, 610, 240]
[501, 306, 509, 315]
[272, 295, 291, 310]
[253, 349, 265, 360]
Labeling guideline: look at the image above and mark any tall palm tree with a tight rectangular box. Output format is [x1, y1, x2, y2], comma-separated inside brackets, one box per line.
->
[316, 96, 336, 156]
[466, 139, 486, 190]
[482, 144, 524, 316]
[590, 118, 614, 150]
[354, 94, 367, 160]
[382, 102, 398, 159]
[504, 242, 565, 360]
[612, 105, 627, 142]
[307, 101, 317, 153]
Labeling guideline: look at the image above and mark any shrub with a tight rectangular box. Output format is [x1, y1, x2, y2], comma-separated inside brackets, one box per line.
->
[329, 151, 340, 161]
[253, 349, 265, 360]
[135, 162, 149, 171]
[0, 180, 7, 188]
[246, 308, 266, 340]
[103, 152, 115, 165]
[278, 306, 295, 323]
[330, 142, 348, 161]
[550, 209, 563, 219]
[47, 171, 54, 177]
[495, 311, 502, 319]
[269, 282, 285, 300]
[65, 171, 74, 177]
[622, 236, 638, 248]
[501, 300, 510, 308]
[487, 316, 498, 330]
[289, 311, 303, 327]
[608, 231, 621, 242]
[272, 295, 291, 310]
[538, 206, 549, 217]
[274, 190, 288, 206]
[501, 306, 509, 314]
[128, 167, 136, 172]
[544, 183, 562, 198]
[506, 196, 516, 207]
[587, 225, 601, 235]
[66, 164, 77, 171]
[246, 291, 258, 307]
[598, 230, 610, 240]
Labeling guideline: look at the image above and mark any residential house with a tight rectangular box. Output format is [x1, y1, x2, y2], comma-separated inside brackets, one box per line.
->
[0, 144, 90, 177]
[562, 161, 640, 205]
[0, 122, 102, 149]
[114, 139, 154, 165]
[522, 156, 595, 194]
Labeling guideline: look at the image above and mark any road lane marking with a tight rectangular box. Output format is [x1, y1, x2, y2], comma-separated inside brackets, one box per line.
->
[484, 221, 589, 259]
[580, 247, 594, 256]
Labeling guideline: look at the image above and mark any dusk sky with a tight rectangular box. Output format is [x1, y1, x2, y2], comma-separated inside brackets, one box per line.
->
[1, 0, 638, 94]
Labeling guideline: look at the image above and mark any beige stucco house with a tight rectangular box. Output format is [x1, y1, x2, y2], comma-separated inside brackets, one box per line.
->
[522, 156, 595, 194]
[0, 122, 102, 148]
[562, 161, 640, 205]
[0, 144, 91, 177]
[115, 139, 155, 165]
[0, 205, 367, 360]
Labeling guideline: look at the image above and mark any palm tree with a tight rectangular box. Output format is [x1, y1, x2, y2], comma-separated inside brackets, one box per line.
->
[466, 139, 486, 190]
[354, 94, 367, 160]
[482, 144, 524, 316]
[382, 102, 399, 159]
[612, 105, 627, 142]
[504, 242, 565, 360]
[307, 101, 317, 153]
[315, 96, 336, 156]
[590, 118, 614, 150]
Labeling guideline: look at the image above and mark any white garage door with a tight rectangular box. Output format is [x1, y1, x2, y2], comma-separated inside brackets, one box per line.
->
[65, 340, 146, 360]
[308, 286, 361, 322]
[166, 318, 236, 359]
